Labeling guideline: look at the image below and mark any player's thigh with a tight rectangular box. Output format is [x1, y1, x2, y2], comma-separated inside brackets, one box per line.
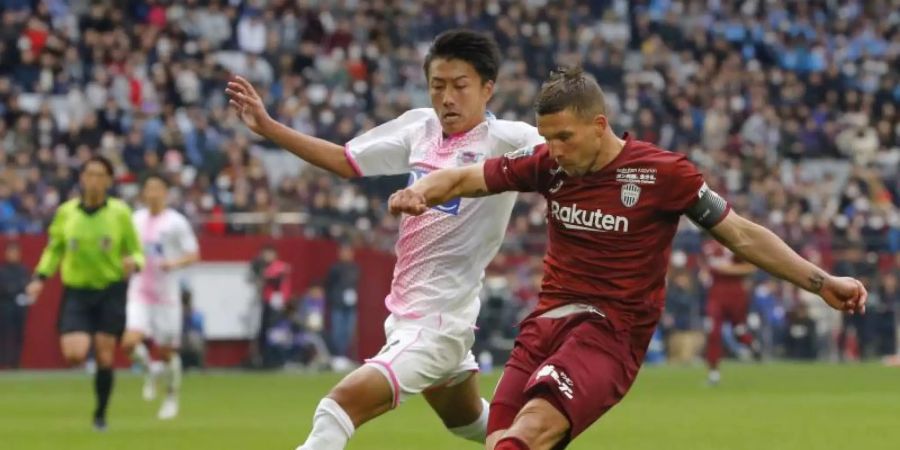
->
[523, 318, 642, 442]
[59, 332, 92, 364]
[93, 332, 118, 367]
[365, 323, 468, 408]
[423, 369, 482, 428]
[326, 364, 394, 428]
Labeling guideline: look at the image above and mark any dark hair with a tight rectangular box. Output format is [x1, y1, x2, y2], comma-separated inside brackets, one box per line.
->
[140, 171, 170, 189]
[534, 66, 608, 119]
[81, 155, 114, 176]
[423, 29, 501, 84]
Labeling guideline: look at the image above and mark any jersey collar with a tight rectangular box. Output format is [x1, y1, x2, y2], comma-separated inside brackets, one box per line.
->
[78, 198, 109, 215]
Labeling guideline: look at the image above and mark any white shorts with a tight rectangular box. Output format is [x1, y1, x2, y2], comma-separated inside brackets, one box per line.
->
[365, 313, 479, 408]
[126, 297, 182, 348]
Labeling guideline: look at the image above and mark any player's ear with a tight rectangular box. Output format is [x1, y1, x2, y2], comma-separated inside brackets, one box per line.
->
[593, 114, 608, 137]
[482, 79, 495, 100]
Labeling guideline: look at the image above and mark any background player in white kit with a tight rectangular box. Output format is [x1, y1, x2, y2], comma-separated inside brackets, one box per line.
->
[226, 30, 543, 449]
[121, 173, 200, 420]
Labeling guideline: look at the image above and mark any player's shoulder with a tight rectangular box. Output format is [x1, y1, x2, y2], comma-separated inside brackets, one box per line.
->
[132, 207, 148, 220]
[621, 136, 696, 175]
[488, 119, 542, 150]
[107, 197, 132, 213]
[165, 208, 192, 226]
[57, 198, 80, 212]
[396, 108, 439, 125]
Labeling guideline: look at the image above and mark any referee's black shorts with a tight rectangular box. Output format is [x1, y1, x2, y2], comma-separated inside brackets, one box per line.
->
[58, 281, 128, 337]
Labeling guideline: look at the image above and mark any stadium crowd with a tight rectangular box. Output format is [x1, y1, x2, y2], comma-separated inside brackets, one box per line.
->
[0, 0, 898, 364]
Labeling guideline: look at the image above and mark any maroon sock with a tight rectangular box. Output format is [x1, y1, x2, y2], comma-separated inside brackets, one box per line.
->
[495, 436, 531, 450]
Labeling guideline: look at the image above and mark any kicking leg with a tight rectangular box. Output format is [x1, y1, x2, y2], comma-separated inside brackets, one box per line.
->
[424, 371, 489, 443]
[296, 365, 393, 450]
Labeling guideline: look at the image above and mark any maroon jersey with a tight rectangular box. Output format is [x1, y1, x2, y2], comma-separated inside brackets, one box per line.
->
[703, 240, 749, 296]
[483, 134, 729, 328]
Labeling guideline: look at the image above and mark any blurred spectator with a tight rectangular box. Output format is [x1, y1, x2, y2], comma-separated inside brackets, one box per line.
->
[248, 244, 290, 368]
[0, 241, 29, 368]
[663, 253, 704, 365]
[180, 283, 205, 370]
[325, 244, 359, 365]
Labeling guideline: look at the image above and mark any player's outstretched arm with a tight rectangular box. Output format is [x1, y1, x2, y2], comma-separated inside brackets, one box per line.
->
[225, 76, 356, 178]
[389, 163, 491, 215]
[708, 210, 867, 314]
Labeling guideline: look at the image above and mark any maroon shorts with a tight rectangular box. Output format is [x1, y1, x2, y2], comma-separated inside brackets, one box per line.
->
[706, 287, 749, 324]
[488, 310, 657, 443]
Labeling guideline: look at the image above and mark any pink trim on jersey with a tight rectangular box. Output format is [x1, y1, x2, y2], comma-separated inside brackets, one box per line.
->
[364, 359, 402, 408]
[343, 144, 364, 177]
[139, 213, 163, 304]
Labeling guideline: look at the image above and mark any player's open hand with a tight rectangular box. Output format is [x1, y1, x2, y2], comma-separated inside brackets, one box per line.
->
[389, 189, 428, 216]
[820, 276, 867, 314]
[225, 76, 271, 135]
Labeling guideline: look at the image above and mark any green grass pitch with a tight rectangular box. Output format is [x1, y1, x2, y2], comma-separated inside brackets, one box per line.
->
[2, 363, 898, 449]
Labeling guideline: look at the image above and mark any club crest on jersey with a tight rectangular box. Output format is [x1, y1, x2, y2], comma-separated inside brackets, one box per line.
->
[456, 150, 484, 165]
[409, 168, 460, 215]
[504, 146, 535, 160]
[100, 235, 112, 251]
[620, 183, 641, 208]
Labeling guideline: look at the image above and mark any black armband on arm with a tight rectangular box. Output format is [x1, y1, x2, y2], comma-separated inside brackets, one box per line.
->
[685, 183, 730, 229]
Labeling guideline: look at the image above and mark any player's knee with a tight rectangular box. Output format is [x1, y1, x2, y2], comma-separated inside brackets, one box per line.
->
[63, 351, 86, 366]
[485, 430, 506, 449]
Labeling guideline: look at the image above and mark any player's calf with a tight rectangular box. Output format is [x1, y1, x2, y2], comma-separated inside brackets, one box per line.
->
[496, 398, 569, 450]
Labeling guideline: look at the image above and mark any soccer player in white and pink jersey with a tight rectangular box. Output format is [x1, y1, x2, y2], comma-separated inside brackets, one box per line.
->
[121, 173, 200, 421]
[226, 30, 543, 449]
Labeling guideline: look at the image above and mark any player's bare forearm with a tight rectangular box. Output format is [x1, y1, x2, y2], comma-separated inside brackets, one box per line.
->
[710, 262, 756, 276]
[257, 118, 357, 178]
[412, 163, 491, 206]
[169, 252, 200, 270]
[708, 211, 828, 294]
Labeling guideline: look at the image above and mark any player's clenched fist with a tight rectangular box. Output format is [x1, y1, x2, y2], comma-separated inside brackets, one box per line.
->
[389, 189, 428, 216]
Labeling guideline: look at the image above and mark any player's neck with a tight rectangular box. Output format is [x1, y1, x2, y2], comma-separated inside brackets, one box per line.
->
[149, 205, 166, 216]
[588, 133, 626, 173]
[82, 193, 106, 208]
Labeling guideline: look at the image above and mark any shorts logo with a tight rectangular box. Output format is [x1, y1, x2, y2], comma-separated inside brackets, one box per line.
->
[535, 364, 574, 399]
[409, 168, 460, 215]
[620, 183, 641, 208]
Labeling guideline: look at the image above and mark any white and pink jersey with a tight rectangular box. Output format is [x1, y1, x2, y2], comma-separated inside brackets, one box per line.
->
[345, 108, 543, 326]
[129, 208, 199, 304]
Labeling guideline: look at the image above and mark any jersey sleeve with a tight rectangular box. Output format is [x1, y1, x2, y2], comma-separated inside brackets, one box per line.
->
[35, 205, 67, 278]
[175, 214, 200, 255]
[343, 109, 430, 176]
[119, 204, 145, 269]
[660, 154, 724, 217]
[482, 144, 550, 193]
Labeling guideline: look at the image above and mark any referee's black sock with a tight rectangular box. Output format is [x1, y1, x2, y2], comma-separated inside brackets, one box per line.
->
[94, 368, 114, 419]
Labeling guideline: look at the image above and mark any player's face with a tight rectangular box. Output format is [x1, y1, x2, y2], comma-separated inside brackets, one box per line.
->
[142, 178, 169, 209]
[80, 162, 112, 197]
[537, 109, 608, 176]
[427, 58, 494, 135]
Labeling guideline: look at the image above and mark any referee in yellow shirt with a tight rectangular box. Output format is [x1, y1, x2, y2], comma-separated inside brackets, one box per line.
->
[26, 156, 144, 431]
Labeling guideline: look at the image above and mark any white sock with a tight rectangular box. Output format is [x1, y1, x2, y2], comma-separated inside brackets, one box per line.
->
[131, 343, 151, 370]
[449, 398, 490, 443]
[164, 354, 182, 397]
[296, 398, 355, 450]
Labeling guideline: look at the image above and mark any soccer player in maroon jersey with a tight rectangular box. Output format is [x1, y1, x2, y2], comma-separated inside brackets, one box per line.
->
[702, 239, 758, 385]
[388, 67, 867, 450]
